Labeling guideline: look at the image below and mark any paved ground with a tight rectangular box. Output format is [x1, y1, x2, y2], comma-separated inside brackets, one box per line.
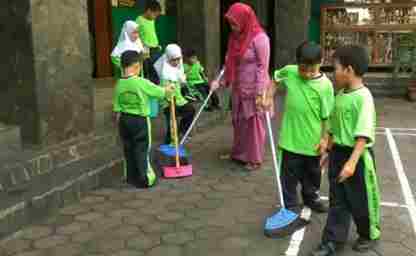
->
[1, 98, 416, 256]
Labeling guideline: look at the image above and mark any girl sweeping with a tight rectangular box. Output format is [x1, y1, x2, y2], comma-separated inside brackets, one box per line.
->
[211, 3, 271, 171]
[154, 44, 196, 145]
[111, 20, 144, 78]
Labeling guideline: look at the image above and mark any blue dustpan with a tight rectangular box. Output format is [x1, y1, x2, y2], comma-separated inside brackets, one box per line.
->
[158, 144, 188, 158]
[264, 208, 299, 230]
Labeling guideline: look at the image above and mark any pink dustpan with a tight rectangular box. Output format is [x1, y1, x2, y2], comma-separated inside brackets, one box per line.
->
[163, 164, 193, 178]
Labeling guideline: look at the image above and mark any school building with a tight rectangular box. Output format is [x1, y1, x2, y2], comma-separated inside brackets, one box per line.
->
[0, 0, 414, 239]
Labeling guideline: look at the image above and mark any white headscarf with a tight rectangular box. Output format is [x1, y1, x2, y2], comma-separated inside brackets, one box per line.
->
[154, 44, 186, 83]
[111, 20, 144, 58]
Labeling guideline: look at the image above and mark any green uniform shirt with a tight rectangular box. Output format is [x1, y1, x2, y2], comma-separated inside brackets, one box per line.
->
[184, 62, 206, 86]
[160, 80, 188, 108]
[136, 16, 159, 48]
[113, 76, 166, 117]
[274, 65, 334, 156]
[329, 87, 376, 148]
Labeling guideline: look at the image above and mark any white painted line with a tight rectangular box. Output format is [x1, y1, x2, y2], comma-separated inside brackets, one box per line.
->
[379, 127, 416, 131]
[320, 196, 408, 209]
[285, 207, 312, 256]
[386, 128, 416, 235]
[391, 132, 416, 137]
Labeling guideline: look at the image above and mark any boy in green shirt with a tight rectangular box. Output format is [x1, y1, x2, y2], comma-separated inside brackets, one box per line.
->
[263, 42, 334, 214]
[136, 0, 162, 84]
[183, 49, 221, 111]
[311, 46, 380, 256]
[113, 50, 174, 188]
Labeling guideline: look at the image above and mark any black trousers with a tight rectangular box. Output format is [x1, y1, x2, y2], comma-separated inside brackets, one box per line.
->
[163, 103, 195, 144]
[118, 113, 154, 188]
[194, 82, 220, 108]
[280, 149, 322, 211]
[322, 145, 380, 243]
[143, 48, 162, 84]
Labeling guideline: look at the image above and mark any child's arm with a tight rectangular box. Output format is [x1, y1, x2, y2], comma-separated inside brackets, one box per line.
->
[141, 80, 174, 99]
[338, 137, 367, 183]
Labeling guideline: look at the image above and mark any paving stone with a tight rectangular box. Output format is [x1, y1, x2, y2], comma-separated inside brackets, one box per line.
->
[109, 193, 136, 202]
[60, 205, 91, 215]
[34, 235, 68, 249]
[90, 188, 119, 196]
[141, 222, 175, 234]
[21, 226, 53, 240]
[110, 250, 145, 256]
[80, 196, 106, 205]
[111, 226, 142, 239]
[126, 234, 160, 250]
[91, 202, 121, 212]
[124, 215, 155, 226]
[75, 212, 104, 222]
[146, 245, 183, 256]
[203, 191, 226, 200]
[165, 202, 196, 212]
[195, 199, 224, 210]
[2, 239, 31, 255]
[139, 206, 165, 216]
[107, 209, 137, 218]
[178, 194, 204, 203]
[87, 238, 125, 253]
[176, 218, 206, 231]
[156, 212, 185, 223]
[71, 231, 96, 243]
[185, 209, 217, 220]
[195, 227, 229, 240]
[41, 215, 74, 227]
[161, 231, 194, 245]
[57, 222, 89, 235]
[14, 250, 46, 256]
[47, 243, 82, 256]
[90, 217, 123, 231]
[220, 236, 251, 250]
[122, 199, 148, 209]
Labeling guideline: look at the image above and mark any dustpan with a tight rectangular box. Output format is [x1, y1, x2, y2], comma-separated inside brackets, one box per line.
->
[263, 111, 306, 238]
[163, 97, 193, 178]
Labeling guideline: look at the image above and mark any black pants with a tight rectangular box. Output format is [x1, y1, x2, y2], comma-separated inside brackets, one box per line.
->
[163, 103, 195, 144]
[143, 48, 162, 84]
[281, 149, 322, 211]
[194, 82, 220, 108]
[322, 145, 380, 243]
[118, 113, 155, 188]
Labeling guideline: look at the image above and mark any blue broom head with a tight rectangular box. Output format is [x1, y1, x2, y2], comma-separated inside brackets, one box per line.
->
[264, 208, 299, 231]
[158, 144, 188, 158]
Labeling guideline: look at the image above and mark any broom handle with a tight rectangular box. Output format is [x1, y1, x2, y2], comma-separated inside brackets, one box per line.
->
[170, 97, 180, 168]
[265, 111, 285, 209]
[179, 68, 225, 146]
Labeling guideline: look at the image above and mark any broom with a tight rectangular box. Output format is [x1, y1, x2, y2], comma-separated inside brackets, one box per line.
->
[162, 97, 192, 178]
[263, 98, 309, 238]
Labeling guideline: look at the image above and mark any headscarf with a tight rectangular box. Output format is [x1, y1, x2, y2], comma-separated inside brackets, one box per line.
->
[154, 44, 186, 83]
[111, 20, 144, 57]
[224, 3, 264, 84]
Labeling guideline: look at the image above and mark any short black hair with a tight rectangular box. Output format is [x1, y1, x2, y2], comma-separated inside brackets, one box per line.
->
[121, 50, 143, 69]
[184, 49, 197, 59]
[145, 0, 162, 12]
[296, 41, 322, 65]
[333, 45, 369, 77]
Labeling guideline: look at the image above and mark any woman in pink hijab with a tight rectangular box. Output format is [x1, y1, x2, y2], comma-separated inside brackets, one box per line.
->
[211, 3, 271, 170]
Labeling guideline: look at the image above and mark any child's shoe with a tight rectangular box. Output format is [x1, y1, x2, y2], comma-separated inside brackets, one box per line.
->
[352, 237, 379, 252]
[311, 242, 336, 256]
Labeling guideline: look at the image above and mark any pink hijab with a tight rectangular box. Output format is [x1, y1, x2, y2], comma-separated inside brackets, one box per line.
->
[224, 3, 264, 84]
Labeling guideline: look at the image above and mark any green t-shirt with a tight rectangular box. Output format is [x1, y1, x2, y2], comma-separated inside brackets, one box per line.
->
[274, 65, 335, 156]
[136, 16, 159, 48]
[160, 80, 188, 108]
[113, 76, 166, 117]
[329, 87, 376, 148]
[184, 62, 206, 86]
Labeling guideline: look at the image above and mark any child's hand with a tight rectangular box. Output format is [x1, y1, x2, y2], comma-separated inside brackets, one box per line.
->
[337, 160, 356, 183]
[210, 80, 221, 92]
[316, 137, 329, 155]
[165, 83, 176, 97]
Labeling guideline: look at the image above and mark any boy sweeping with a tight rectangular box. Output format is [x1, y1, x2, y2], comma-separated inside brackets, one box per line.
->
[311, 46, 380, 256]
[113, 50, 174, 188]
[262, 41, 334, 214]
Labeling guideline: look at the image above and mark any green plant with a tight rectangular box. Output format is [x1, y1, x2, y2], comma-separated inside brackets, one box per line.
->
[393, 31, 416, 79]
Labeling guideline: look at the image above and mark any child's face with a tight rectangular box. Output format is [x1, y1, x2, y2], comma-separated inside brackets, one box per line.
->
[333, 60, 350, 89]
[124, 62, 142, 76]
[168, 57, 181, 67]
[147, 10, 161, 20]
[298, 64, 321, 80]
[129, 31, 139, 42]
[189, 56, 198, 64]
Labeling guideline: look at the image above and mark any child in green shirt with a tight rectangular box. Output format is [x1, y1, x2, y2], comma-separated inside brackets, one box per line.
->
[136, 0, 162, 83]
[262, 42, 334, 214]
[311, 46, 380, 256]
[183, 49, 221, 111]
[113, 50, 174, 188]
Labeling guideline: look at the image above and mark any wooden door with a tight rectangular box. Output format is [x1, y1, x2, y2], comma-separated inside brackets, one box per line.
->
[93, 0, 113, 77]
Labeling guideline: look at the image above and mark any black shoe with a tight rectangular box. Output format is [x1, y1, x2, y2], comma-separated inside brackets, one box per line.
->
[311, 242, 336, 256]
[352, 237, 379, 252]
[306, 201, 328, 213]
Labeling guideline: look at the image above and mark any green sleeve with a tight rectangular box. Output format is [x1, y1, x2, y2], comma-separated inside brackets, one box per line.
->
[111, 56, 121, 68]
[112, 84, 122, 113]
[140, 80, 166, 99]
[136, 16, 145, 44]
[354, 95, 376, 143]
[320, 81, 335, 120]
[273, 65, 291, 88]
